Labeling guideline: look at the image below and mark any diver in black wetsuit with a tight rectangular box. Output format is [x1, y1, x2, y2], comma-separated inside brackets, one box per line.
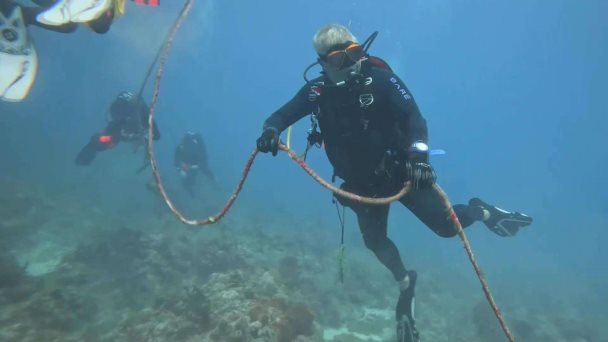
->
[256, 24, 533, 342]
[174, 131, 214, 196]
[75, 91, 160, 166]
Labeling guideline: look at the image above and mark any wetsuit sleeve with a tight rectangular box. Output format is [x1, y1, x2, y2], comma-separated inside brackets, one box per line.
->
[384, 73, 428, 152]
[262, 83, 318, 133]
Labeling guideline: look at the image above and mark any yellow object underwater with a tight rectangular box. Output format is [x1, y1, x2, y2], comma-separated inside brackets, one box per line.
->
[114, 0, 126, 17]
[286, 126, 292, 149]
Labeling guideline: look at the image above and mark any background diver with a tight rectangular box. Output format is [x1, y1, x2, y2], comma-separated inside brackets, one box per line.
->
[256, 24, 533, 342]
[75, 90, 160, 166]
[174, 131, 215, 196]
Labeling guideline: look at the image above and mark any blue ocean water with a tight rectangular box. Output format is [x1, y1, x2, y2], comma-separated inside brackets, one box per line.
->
[1, 0, 606, 341]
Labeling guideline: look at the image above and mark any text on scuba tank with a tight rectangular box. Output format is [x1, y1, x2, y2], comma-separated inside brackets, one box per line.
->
[390, 77, 412, 101]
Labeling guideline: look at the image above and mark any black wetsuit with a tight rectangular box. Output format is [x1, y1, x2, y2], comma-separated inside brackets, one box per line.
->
[174, 133, 214, 194]
[1, 0, 77, 33]
[76, 95, 160, 166]
[263, 59, 482, 282]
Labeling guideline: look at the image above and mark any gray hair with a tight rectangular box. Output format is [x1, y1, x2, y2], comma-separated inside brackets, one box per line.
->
[313, 24, 358, 56]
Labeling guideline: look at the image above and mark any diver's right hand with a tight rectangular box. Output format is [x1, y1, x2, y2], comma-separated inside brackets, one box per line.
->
[256, 127, 279, 156]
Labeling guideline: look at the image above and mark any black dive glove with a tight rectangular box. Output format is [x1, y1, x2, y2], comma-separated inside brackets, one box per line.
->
[406, 141, 436, 189]
[256, 127, 279, 156]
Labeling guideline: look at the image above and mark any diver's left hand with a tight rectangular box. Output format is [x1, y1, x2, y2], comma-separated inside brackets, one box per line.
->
[406, 161, 436, 189]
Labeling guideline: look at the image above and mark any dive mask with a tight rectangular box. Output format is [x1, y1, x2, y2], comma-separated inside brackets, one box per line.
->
[318, 42, 367, 86]
[321, 43, 365, 69]
[304, 31, 379, 85]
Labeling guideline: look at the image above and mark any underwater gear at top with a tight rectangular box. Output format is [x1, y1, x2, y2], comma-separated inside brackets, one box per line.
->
[1, 6, 29, 55]
[396, 270, 419, 342]
[469, 198, 533, 237]
[37, 0, 113, 26]
[0, 6, 38, 102]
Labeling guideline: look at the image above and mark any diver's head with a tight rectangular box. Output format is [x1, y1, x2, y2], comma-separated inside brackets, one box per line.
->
[116, 91, 135, 102]
[313, 24, 367, 86]
[183, 131, 200, 144]
[110, 91, 136, 120]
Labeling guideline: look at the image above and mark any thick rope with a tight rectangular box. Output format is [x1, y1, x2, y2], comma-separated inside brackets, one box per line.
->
[144, 1, 514, 340]
[433, 185, 515, 341]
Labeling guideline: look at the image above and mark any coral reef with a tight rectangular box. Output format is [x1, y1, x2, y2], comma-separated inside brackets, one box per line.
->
[249, 297, 315, 342]
[0, 178, 607, 341]
[0, 179, 53, 249]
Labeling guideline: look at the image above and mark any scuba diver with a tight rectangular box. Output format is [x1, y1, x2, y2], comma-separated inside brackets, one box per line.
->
[255, 24, 533, 342]
[75, 91, 160, 166]
[36, 0, 158, 34]
[1, 0, 76, 102]
[174, 131, 215, 196]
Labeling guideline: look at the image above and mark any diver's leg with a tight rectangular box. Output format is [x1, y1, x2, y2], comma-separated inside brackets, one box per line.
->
[75, 133, 115, 166]
[337, 183, 408, 282]
[181, 171, 196, 197]
[468, 197, 533, 237]
[399, 184, 482, 238]
[399, 184, 533, 238]
[337, 183, 419, 341]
